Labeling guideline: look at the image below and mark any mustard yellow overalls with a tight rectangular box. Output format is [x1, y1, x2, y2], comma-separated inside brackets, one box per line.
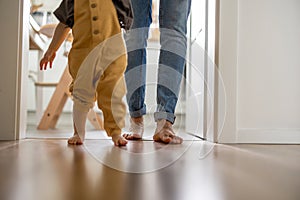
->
[68, 0, 127, 137]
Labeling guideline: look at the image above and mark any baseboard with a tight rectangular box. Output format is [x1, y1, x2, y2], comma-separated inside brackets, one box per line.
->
[236, 129, 300, 144]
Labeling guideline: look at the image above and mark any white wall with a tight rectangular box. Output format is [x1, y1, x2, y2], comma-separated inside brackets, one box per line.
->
[0, 0, 29, 140]
[218, 0, 300, 143]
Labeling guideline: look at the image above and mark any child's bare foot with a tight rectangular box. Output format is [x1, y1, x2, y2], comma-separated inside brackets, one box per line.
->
[68, 133, 84, 145]
[123, 117, 144, 140]
[68, 124, 84, 145]
[112, 134, 128, 146]
[153, 119, 183, 144]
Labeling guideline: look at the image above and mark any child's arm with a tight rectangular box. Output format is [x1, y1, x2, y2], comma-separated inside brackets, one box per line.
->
[40, 22, 71, 70]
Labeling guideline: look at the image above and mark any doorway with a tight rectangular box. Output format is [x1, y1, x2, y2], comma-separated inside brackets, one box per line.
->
[23, 0, 219, 141]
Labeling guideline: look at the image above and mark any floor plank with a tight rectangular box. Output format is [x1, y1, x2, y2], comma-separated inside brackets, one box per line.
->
[0, 139, 299, 200]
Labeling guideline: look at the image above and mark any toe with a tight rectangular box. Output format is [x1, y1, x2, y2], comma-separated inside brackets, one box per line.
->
[113, 135, 128, 146]
[67, 136, 83, 145]
[123, 133, 142, 140]
[115, 138, 128, 146]
[153, 128, 183, 144]
[170, 135, 183, 144]
[161, 135, 172, 144]
[119, 139, 128, 146]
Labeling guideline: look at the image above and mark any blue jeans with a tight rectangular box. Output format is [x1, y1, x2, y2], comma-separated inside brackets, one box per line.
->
[125, 0, 191, 124]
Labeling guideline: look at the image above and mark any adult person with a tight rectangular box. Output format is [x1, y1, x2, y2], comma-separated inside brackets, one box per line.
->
[123, 0, 191, 144]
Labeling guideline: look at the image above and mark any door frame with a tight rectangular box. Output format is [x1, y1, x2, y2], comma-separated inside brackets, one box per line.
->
[186, 0, 220, 142]
[16, 0, 222, 141]
[0, 0, 29, 140]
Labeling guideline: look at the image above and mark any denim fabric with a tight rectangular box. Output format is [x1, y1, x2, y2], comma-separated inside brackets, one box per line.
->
[125, 0, 191, 123]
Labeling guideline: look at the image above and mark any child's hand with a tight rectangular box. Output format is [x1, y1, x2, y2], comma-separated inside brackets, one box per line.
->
[40, 50, 56, 70]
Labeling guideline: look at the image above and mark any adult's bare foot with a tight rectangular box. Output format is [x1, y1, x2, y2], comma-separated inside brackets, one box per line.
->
[153, 119, 183, 144]
[123, 117, 144, 140]
[112, 134, 128, 146]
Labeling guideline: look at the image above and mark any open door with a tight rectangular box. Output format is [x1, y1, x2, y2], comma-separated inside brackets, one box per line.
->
[186, 0, 219, 142]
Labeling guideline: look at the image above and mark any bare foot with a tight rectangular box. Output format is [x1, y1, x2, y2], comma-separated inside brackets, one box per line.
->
[68, 124, 84, 145]
[112, 134, 128, 146]
[123, 117, 144, 140]
[68, 134, 83, 145]
[153, 119, 183, 144]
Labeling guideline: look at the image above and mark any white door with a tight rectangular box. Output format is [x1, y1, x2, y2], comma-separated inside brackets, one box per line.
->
[186, 0, 218, 141]
[185, 0, 206, 139]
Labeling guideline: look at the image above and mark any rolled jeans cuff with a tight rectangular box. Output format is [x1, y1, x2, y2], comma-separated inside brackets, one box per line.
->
[154, 111, 176, 124]
[130, 107, 147, 118]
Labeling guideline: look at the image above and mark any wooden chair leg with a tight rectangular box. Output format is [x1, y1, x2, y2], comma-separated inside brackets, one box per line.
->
[37, 67, 104, 130]
[87, 109, 104, 130]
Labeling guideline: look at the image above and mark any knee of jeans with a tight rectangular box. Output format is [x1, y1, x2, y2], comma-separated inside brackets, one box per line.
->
[125, 28, 149, 49]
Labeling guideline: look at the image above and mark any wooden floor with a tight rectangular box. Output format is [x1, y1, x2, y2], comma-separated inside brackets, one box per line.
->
[0, 138, 299, 200]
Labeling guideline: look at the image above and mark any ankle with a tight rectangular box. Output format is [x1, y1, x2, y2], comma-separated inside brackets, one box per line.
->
[156, 119, 173, 132]
[131, 116, 143, 124]
[157, 119, 172, 126]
